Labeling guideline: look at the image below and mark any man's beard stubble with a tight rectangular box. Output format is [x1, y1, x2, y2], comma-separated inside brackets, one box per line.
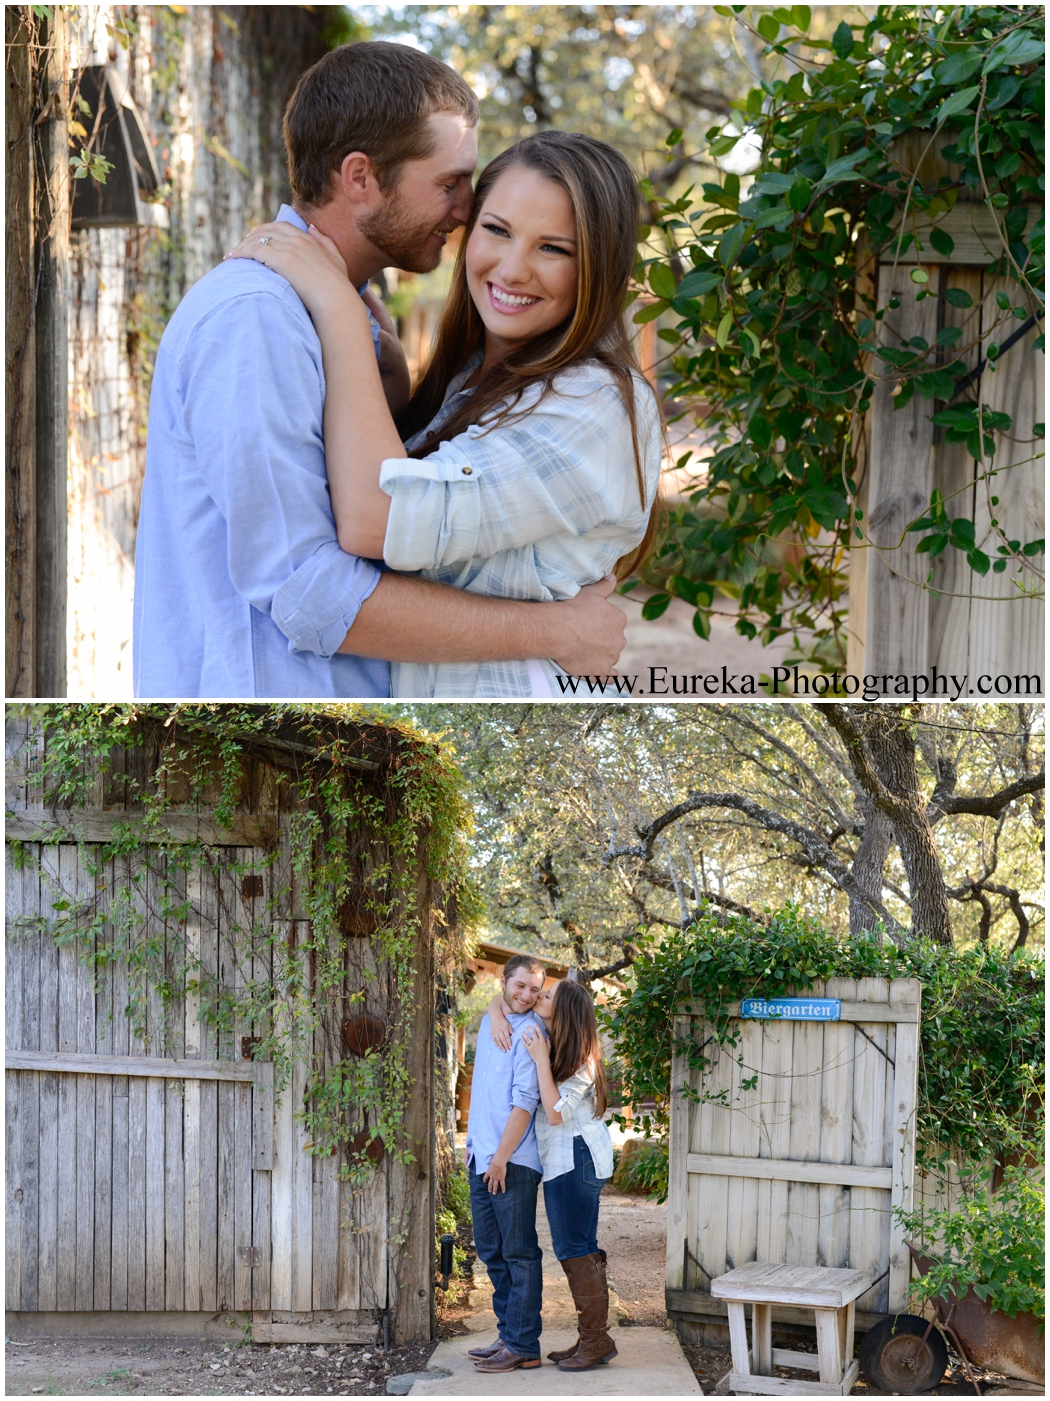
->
[359, 184, 446, 274]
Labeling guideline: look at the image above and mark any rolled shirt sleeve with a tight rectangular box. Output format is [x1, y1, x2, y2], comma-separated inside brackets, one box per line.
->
[551, 1066, 596, 1123]
[510, 1033, 542, 1117]
[179, 290, 381, 657]
[379, 374, 653, 573]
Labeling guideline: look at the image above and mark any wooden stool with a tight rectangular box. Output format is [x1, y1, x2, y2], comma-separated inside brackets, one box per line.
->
[711, 1263, 874, 1396]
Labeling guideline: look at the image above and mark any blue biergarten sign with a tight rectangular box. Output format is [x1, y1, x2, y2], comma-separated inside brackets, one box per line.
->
[740, 997, 841, 1021]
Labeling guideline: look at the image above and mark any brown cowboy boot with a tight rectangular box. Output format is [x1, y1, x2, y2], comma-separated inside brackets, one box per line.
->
[556, 1252, 618, 1371]
[467, 1338, 504, 1359]
[546, 1250, 608, 1362]
[472, 1345, 541, 1372]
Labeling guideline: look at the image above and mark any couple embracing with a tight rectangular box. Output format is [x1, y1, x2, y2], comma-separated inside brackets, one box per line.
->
[465, 955, 616, 1374]
[133, 40, 661, 699]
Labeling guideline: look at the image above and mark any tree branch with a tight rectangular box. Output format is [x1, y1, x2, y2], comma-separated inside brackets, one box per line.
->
[932, 771, 1044, 819]
[605, 789, 906, 941]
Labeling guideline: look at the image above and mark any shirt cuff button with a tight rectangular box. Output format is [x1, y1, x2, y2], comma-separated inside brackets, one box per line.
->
[461, 466, 473, 475]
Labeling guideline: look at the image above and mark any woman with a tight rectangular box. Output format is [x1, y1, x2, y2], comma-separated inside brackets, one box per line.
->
[488, 979, 617, 1371]
[228, 130, 661, 697]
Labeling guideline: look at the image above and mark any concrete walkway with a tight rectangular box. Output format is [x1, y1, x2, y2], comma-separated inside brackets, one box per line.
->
[407, 1184, 701, 1396]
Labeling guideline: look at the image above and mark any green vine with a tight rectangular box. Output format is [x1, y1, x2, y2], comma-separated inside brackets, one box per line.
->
[896, 1154, 1045, 1321]
[635, 5, 1044, 668]
[603, 906, 1044, 1183]
[10, 703, 481, 1186]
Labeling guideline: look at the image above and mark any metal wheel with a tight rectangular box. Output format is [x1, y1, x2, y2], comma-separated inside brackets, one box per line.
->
[859, 1314, 949, 1393]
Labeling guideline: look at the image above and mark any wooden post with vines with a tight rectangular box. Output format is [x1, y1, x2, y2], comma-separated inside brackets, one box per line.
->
[848, 134, 1043, 681]
[5, 5, 70, 698]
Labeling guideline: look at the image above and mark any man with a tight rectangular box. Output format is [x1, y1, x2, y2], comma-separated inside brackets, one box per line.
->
[133, 41, 626, 697]
[465, 954, 547, 1373]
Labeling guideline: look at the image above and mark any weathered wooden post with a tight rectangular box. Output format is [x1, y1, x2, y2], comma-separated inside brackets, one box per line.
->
[5, 7, 70, 697]
[848, 135, 1043, 683]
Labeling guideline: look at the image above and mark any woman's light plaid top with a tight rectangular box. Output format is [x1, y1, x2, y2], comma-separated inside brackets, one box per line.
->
[380, 354, 662, 698]
[534, 1060, 615, 1184]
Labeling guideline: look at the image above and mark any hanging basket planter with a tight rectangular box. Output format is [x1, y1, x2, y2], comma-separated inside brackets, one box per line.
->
[342, 1013, 387, 1056]
[350, 1127, 386, 1166]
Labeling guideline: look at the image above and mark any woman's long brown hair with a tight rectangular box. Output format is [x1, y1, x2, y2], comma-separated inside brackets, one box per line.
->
[396, 130, 660, 579]
[549, 980, 608, 1118]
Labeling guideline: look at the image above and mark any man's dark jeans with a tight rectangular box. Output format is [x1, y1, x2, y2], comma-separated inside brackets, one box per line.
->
[469, 1160, 543, 1357]
[542, 1137, 608, 1260]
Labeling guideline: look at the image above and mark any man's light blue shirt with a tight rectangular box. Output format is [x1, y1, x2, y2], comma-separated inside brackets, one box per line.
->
[466, 1011, 543, 1175]
[133, 205, 390, 698]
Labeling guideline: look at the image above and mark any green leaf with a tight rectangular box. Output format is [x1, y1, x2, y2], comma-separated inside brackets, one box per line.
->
[648, 263, 678, 300]
[945, 287, 974, 309]
[717, 222, 748, 268]
[967, 548, 991, 576]
[715, 309, 734, 348]
[936, 86, 981, 122]
[641, 592, 671, 620]
[740, 326, 761, 359]
[929, 226, 954, 258]
[675, 269, 723, 299]
[983, 33, 1045, 76]
[757, 14, 780, 43]
[788, 177, 811, 212]
[749, 415, 774, 451]
[633, 300, 668, 324]
[831, 20, 853, 59]
[995, 291, 1011, 311]
[910, 268, 929, 284]
[819, 150, 869, 184]
[790, 6, 810, 31]
[692, 608, 712, 640]
[666, 127, 684, 148]
[933, 50, 983, 87]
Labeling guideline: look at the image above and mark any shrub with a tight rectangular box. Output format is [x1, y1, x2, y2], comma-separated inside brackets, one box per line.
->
[613, 1136, 670, 1203]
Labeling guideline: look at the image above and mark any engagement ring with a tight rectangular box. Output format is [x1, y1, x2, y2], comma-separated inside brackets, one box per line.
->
[258, 236, 272, 245]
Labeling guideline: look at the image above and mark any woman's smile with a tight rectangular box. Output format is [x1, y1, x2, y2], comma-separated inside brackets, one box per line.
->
[487, 281, 542, 312]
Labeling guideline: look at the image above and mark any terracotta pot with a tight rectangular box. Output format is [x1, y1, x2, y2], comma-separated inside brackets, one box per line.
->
[910, 1248, 1044, 1384]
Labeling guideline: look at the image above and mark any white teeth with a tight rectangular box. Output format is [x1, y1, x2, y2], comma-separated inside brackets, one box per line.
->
[490, 285, 538, 308]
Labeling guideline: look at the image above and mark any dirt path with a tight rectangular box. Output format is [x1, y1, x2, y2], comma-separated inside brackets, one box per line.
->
[4, 1336, 439, 1397]
[596, 1187, 669, 1327]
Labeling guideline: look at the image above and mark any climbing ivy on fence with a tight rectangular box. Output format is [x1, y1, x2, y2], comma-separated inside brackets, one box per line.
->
[9, 703, 481, 1187]
[635, 5, 1045, 668]
[602, 906, 1044, 1182]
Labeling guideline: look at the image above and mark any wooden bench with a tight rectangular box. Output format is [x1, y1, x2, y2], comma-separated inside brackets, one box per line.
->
[711, 1263, 875, 1396]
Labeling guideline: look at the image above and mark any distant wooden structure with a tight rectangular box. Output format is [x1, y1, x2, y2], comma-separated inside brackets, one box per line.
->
[849, 135, 1043, 683]
[5, 712, 449, 1344]
[665, 978, 922, 1344]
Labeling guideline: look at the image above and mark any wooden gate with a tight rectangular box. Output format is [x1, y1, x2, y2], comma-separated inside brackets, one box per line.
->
[5, 716, 434, 1343]
[666, 977, 921, 1338]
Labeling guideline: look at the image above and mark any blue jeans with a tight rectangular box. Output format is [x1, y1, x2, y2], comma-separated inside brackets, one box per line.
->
[543, 1137, 608, 1260]
[469, 1160, 543, 1357]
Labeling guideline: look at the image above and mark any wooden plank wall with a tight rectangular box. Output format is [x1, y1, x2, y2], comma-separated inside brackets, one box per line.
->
[5, 840, 270, 1314]
[668, 979, 924, 1324]
[5, 718, 435, 1340]
[850, 248, 1043, 679]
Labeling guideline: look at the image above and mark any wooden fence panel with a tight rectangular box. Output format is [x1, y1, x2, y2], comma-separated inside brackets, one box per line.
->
[667, 979, 922, 1333]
